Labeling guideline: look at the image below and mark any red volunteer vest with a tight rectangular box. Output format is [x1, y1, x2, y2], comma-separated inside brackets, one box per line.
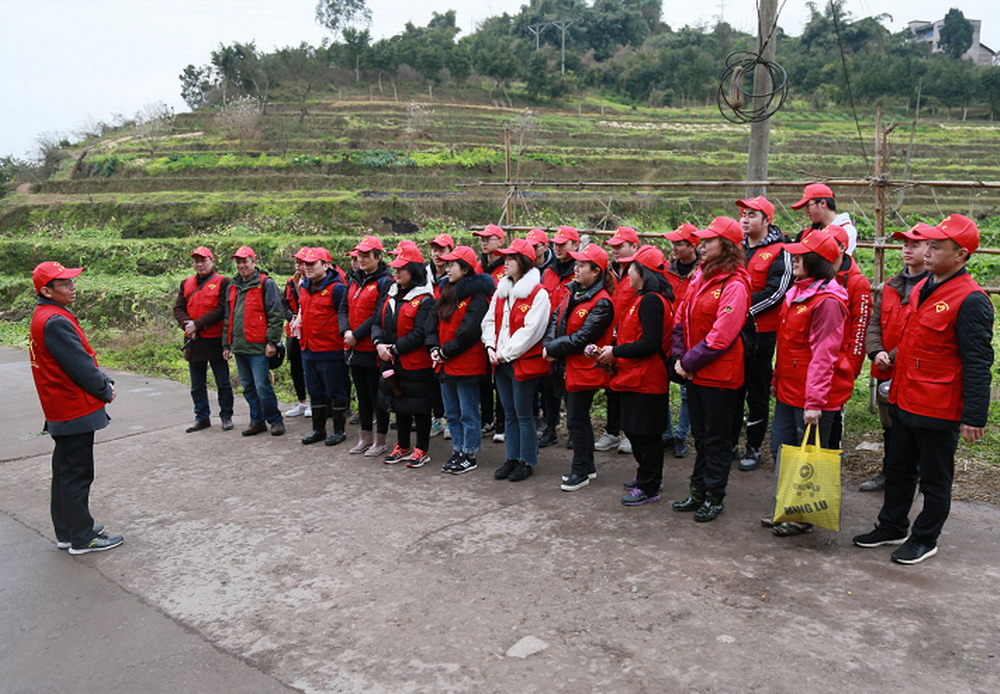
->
[183, 273, 225, 339]
[495, 284, 550, 381]
[611, 292, 672, 395]
[485, 258, 506, 287]
[542, 267, 574, 316]
[284, 276, 300, 339]
[610, 270, 636, 326]
[745, 245, 783, 332]
[680, 271, 747, 389]
[774, 287, 854, 409]
[665, 271, 693, 306]
[347, 277, 382, 352]
[557, 289, 614, 391]
[30, 304, 106, 422]
[870, 283, 906, 379]
[298, 280, 345, 352]
[437, 297, 488, 377]
[227, 272, 270, 345]
[890, 273, 985, 421]
[382, 293, 433, 370]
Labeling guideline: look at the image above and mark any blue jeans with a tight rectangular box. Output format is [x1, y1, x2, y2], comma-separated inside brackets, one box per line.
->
[665, 383, 691, 440]
[770, 399, 836, 462]
[235, 353, 282, 425]
[441, 379, 482, 455]
[189, 358, 234, 422]
[494, 363, 541, 466]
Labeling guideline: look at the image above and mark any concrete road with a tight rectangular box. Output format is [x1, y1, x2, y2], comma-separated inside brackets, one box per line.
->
[2, 346, 998, 693]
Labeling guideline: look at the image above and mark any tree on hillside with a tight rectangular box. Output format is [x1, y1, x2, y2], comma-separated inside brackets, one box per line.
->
[341, 28, 371, 84]
[211, 42, 277, 111]
[180, 64, 215, 110]
[981, 66, 1000, 118]
[274, 43, 333, 123]
[133, 102, 174, 154]
[215, 96, 262, 152]
[315, 0, 371, 39]
[938, 8, 974, 60]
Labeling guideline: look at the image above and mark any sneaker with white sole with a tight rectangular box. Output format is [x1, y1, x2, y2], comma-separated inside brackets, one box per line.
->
[451, 454, 478, 475]
[406, 448, 430, 468]
[56, 524, 104, 549]
[493, 432, 505, 443]
[853, 526, 909, 548]
[284, 402, 309, 417]
[594, 431, 620, 451]
[617, 435, 632, 455]
[384, 444, 412, 465]
[891, 539, 938, 565]
[443, 426, 452, 440]
[68, 533, 124, 555]
[430, 418, 446, 437]
[562, 471, 597, 482]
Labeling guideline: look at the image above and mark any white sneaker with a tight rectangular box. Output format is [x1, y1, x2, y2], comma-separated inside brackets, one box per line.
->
[304, 403, 312, 417]
[430, 417, 446, 437]
[493, 432, 505, 443]
[594, 431, 620, 451]
[617, 435, 632, 455]
[285, 402, 308, 417]
[443, 425, 452, 440]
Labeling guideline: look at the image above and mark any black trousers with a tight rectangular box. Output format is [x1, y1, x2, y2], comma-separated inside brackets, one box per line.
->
[541, 373, 564, 430]
[480, 368, 505, 433]
[740, 330, 777, 451]
[51, 431, 98, 547]
[351, 364, 389, 434]
[604, 388, 621, 436]
[397, 412, 432, 452]
[688, 383, 742, 499]
[623, 431, 664, 497]
[431, 379, 444, 419]
[566, 389, 597, 475]
[287, 336, 307, 402]
[876, 406, 961, 547]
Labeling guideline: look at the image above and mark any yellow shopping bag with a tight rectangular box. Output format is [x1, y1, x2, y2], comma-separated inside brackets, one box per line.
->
[771, 424, 842, 532]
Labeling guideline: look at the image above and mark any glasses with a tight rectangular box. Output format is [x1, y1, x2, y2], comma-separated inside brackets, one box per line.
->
[49, 279, 76, 288]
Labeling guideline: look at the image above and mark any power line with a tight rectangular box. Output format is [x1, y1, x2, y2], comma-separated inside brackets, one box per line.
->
[830, 0, 870, 168]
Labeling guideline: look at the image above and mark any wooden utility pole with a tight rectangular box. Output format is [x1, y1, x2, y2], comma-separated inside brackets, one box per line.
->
[745, 0, 777, 198]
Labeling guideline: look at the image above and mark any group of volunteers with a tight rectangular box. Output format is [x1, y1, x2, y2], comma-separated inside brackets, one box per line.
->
[30, 183, 993, 565]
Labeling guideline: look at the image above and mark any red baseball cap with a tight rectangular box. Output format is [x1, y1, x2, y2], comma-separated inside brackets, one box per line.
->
[430, 233, 456, 249]
[473, 224, 506, 241]
[694, 217, 744, 245]
[388, 244, 426, 268]
[917, 214, 980, 254]
[292, 246, 312, 261]
[497, 237, 536, 261]
[791, 183, 835, 210]
[191, 246, 214, 259]
[33, 261, 84, 292]
[736, 196, 775, 221]
[232, 245, 256, 259]
[438, 245, 478, 269]
[354, 235, 384, 253]
[825, 224, 849, 248]
[552, 225, 580, 244]
[309, 246, 332, 263]
[618, 245, 667, 273]
[892, 222, 934, 241]
[348, 249, 359, 258]
[569, 244, 609, 271]
[785, 230, 839, 263]
[663, 223, 699, 243]
[607, 226, 640, 246]
[391, 239, 420, 255]
[525, 228, 550, 246]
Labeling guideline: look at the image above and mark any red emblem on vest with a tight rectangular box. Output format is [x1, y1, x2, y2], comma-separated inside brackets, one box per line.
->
[935, 301, 949, 313]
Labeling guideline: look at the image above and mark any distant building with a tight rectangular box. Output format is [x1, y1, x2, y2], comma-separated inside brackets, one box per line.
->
[907, 17, 997, 65]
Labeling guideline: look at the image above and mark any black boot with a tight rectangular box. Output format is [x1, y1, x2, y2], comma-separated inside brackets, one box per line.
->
[326, 406, 347, 445]
[672, 486, 705, 512]
[301, 405, 328, 445]
[694, 491, 725, 522]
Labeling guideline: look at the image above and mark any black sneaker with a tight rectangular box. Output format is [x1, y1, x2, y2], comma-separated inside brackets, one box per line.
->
[451, 455, 478, 475]
[538, 428, 558, 448]
[481, 422, 495, 436]
[508, 460, 534, 482]
[562, 471, 597, 482]
[57, 525, 104, 550]
[672, 489, 705, 512]
[68, 533, 124, 555]
[694, 494, 724, 522]
[560, 473, 591, 492]
[621, 488, 660, 506]
[738, 447, 761, 472]
[325, 431, 348, 445]
[859, 472, 886, 492]
[672, 441, 688, 458]
[891, 540, 938, 565]
[441, 451, 464, 473]
[494, 459, 519, 480]
[853, 526, 908, 548]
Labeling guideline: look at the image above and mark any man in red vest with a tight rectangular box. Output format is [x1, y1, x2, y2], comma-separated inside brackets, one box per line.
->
[223, 246, 286, 436]
[854, 215, 994, 565]
[30, 262, 124, 555]
[173, 246, 234, 433]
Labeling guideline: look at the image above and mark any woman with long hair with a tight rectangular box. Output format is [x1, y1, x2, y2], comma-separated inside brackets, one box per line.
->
[481, 238, 551, 483]
[426, 245, 495, 474]
[596, 245, 674, 506]
[671, 217, 751, 522]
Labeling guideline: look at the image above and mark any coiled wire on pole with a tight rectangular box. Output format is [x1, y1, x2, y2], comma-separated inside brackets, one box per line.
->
[716, 50, 788, 124]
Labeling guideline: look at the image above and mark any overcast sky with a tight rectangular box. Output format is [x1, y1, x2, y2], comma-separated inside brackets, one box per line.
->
[2, 0, 998, 160]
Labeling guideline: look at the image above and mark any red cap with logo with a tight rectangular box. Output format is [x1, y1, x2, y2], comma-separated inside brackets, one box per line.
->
[430, 233, 456, 249]
[618, 245, 667, 273]
[473, 224, 506, 241]
[694, 217, 744, 245]
[662, 223, 699, 243]
[305, 246, 332, 263]
[391, 239, 420, 255]
[825, 224, 849, 248]
[607, 226, 640, 246]
[915, 214, 980, 254]
[191, 246, 214, 259]
[33, 261, 84, 293]
[553, 225, 581, 244]
[525, 228, 550, 246]
[736, 196, 775, 221]
[438, 245, 478, 269]
[784, 229, 839, 263]
[791, 183, 835, 210]
[232, 245, 257, 259]
[892, 222, 934, 241]
[388, 244, 426, 268]
[292, 246, 311, 261]
[354, 235, 384, 253]
[497, 238, 536, 261]
[569, 244, 609, 271]
[348, 249, 359, 258]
